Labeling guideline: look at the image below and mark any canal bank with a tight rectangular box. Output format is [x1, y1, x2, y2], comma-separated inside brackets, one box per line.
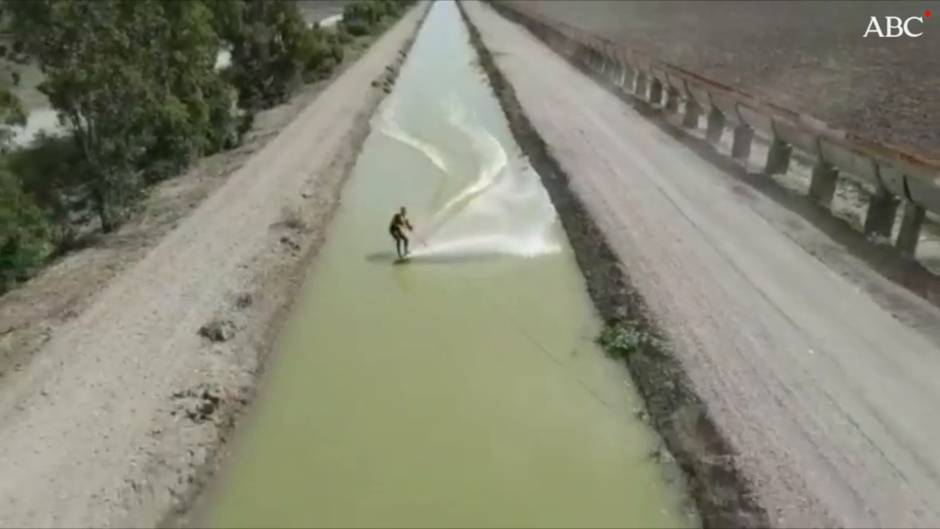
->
[205, 1, 695, 527]
[0, 6, 430, 527]
[457, 3, 766, 527]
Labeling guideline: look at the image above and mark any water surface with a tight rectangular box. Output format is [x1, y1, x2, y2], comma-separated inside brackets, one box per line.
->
[208, 3, 693, 526]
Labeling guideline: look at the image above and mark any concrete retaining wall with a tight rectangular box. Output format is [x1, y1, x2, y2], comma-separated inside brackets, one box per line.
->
[489, 1, 940, 258]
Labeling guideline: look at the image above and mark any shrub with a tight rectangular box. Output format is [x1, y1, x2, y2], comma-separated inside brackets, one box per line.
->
[597, 323, 654, 360]
[341, 19, 370, 37]
[0, 171, 52, 290]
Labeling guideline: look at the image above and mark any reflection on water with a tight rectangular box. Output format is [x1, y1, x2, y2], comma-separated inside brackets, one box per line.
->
[207, 2, 695, 527]
[12, 108, 60, 146]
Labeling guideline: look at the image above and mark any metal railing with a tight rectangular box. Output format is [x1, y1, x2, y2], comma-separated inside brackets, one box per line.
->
[490, 1, 940, 256]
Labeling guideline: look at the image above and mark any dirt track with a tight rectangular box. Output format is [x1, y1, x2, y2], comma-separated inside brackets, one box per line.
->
[464, 2, 940, 526]
[0, 8, 425, 527]
[518, 0, 940, 159]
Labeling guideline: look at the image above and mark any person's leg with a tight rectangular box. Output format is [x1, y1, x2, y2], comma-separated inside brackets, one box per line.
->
[402, 234, 409, 256]
[392, 230, 403, 258]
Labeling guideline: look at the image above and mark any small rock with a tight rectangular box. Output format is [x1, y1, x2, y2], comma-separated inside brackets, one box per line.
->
[172, 383, 225, 423]
[383, 85, 392, 94]
[371, 79, 379, 87]
[279, 236, 301, 251]
[198, 319, 236, 342]
[235, 293, 253, 309]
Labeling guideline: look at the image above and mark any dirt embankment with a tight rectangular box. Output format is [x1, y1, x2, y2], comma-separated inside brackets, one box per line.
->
[519, 0, 940, 159]
[0, 5, 428, 527]
[459, 4, 762, 527]
[463, 2, 940, 527]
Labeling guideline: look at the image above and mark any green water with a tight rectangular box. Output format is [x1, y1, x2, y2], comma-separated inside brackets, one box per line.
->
[207, 2, 693, 527]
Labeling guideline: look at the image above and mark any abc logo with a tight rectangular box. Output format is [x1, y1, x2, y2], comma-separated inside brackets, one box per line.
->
[863, 14, 930, 38]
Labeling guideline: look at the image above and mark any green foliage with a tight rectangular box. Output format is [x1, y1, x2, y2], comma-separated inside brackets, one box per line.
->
[8, 133, 90, 234]
[0, 170, 52, 290]
[7, 0, 238, 231]
[297, 28, 345, 82]
[0, 87, 26, 152]
[214, 0, 401, 110]
[0, 0, 414, 290]
[597, 323, 654, 360]
[342, 19, 371, 37]
[216, 0, 309, 111]
[341, 0, 412, 36]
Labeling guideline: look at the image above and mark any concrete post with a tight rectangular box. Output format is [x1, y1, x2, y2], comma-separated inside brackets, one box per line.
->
[621, 66, 635, 93]
[863, 186, 899, 238]
[649, 78, 663, 105]
[613, 61, 624, 87]
[634, 72, 648, 99]
[731, 125, 753, 160]
[664, 87, 679, 113]
[896, 200, 925, 256]
[706, 107, 725, 144]
[808, 160, 839, 207]
[764, 138, 792, 175]
[683, 99, 702, 128]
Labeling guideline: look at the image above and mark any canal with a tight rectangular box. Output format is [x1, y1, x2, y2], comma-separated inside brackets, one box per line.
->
[206, 2, 694, 526]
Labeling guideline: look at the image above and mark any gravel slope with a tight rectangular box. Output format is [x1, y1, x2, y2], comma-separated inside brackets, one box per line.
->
[0, 8, 425, 527]
[465, 2, 940, 526]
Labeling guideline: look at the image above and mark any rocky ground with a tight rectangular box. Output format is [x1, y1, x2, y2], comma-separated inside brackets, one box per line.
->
[519, 0, 940, 159]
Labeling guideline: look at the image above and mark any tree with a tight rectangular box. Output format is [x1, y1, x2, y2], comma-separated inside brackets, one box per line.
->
[0, 88, 45, 290]
[0, 170, 51, 290]
[211, 0, 310, 111]
[141, 1, 239, 180]
[0, 86, 26, 152]
[8, 0, 238, 231]
[341, 0, 411, 37]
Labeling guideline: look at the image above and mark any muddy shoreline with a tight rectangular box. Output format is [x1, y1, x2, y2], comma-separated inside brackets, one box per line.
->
[164, 6, 433, 527]
[459, 3, 767, 527]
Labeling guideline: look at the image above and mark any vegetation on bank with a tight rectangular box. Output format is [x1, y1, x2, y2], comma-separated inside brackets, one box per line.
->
[597, 322, 658, 360]
[0, 0, 413, 292]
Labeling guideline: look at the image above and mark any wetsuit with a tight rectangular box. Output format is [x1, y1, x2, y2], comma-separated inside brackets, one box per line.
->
[389, 212, 412, 258]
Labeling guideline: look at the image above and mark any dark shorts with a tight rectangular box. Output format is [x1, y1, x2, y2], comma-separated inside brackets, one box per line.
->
[390, 227, 407, 241]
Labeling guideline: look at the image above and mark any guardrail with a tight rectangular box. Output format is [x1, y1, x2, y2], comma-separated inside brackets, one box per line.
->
[488, 1, 940, 257]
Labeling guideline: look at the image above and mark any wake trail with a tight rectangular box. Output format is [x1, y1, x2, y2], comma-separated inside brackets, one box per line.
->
[381, 95, 561, 261]
[374, 97, 450, 174]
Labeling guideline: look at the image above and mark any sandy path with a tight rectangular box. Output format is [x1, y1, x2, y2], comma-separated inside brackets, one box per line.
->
[0, 8, 425, 528]
[465, 2, 940, 527]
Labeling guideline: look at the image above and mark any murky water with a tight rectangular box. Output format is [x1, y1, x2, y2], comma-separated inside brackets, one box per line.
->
[207, 2, 693, 527]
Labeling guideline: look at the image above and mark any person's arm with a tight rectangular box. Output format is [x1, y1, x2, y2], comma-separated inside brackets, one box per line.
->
[405, 218, 414, 231]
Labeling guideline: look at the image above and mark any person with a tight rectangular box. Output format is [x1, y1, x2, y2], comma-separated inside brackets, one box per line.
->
[389, 206, 413, 259]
